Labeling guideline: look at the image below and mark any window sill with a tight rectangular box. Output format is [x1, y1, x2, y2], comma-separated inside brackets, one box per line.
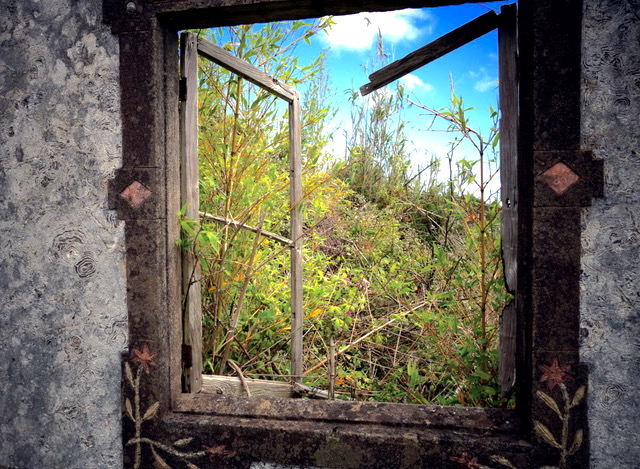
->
[165, 399, 529, 468]
[173, 393, 519, 431]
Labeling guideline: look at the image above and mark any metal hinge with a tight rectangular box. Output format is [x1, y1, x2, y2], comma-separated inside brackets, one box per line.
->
[182, 344, 192, 368]
[179, 77, 187, 102]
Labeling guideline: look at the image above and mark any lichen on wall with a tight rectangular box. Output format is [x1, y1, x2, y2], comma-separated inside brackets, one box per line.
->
[0, 0, 127, 467]
[580, 1, 640, 467]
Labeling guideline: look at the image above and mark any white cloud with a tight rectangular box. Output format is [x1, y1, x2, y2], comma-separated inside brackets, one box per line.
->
[469, 67, 497, 93]
[323, 9, 433, 51]
[400, 74, 434, 94]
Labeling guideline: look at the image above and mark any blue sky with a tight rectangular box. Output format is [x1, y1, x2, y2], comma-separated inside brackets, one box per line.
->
[206, 2, 514, 193]
[298, 2, 514, 193]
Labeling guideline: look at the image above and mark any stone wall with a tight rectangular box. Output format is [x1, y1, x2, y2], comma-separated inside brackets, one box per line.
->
[581, 1, 640, 467]
[1, 0, 640, 467]
[0, 0, 127, 468]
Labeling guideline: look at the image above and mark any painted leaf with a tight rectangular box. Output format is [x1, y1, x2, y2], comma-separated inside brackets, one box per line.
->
[534, 420, 561, 449]
[489, 455, 517, 468]
[536, 390, 562, 418]
[151, 446, 172, 469]
[143, 401, 160, 421]
[568, 428, 584, 455]
[125, 361, 134, 388]
[571, 386, 586, 408]
[125, 398, 134, 422]
[173, 437, 194, 447]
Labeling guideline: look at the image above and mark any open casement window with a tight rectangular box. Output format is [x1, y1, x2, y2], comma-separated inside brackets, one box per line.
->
[179, 32, 304, 394]
[361, 4, 518, 395]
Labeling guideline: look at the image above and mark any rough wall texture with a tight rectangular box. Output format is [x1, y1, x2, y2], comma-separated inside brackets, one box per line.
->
[0, 1, 127, 468]
[581, 1, 640, 467]
[1, 0, 639, 467]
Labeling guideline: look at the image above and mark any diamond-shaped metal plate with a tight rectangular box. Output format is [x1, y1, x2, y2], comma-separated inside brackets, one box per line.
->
[120, 180, 153, 208]
[540, 162, 580, 195]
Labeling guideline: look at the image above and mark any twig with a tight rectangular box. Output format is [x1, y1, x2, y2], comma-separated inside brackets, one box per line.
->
[228, 359, 251, 397]
[305, 316, 401, 375]
[329, 338, 336, 400]
[200, 210, 293, 247]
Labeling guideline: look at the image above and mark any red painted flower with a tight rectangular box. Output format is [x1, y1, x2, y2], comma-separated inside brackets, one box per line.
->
[132, 344, 157, 374]
[538, 357, 572, 390]
[203, 443, 236, 461]
[450, 452, 480, 468]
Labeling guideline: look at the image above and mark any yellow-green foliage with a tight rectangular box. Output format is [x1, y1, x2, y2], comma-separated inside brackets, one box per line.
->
[180, 20, 510, 407]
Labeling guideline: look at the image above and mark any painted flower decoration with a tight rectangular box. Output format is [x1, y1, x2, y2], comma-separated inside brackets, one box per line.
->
[450, 451, 480, 468]
[132, 344, 157, 374]
[538, 357, 571, 390]
[203, 442, 236, 462]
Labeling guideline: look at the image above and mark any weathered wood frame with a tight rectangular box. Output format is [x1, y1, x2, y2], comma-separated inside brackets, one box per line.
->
[179, 32, 304, 393]
[107, 0, 603, 466]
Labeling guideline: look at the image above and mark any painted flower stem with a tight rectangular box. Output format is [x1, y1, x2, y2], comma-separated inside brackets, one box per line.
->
[559, 383, 571, 469]
[127, 438, 207, 460]
[133, 366, 142, 469]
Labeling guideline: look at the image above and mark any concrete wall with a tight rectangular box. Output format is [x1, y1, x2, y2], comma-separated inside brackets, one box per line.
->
[580, 0, 640, 467]
[0, 0, 127, 468]
[0, 0, 639, 467]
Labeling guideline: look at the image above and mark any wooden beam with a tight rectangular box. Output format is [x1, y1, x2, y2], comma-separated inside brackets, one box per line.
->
[201, 375, 329, 399]
[360, 9, 500, 96]
[498, 4, 518, 396]
[150, 1, 491, 31]
[180, 32, 203, 394]
[200, 211, 293, 247]
[202, 375, 296, 398]
[197, 37, 296, 103]
[289, 91, 304, 383]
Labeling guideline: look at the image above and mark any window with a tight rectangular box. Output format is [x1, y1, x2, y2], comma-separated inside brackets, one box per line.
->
[179, 6, 519, 403]
[111, 1, 597, 466]
[179, 32, 304, 393]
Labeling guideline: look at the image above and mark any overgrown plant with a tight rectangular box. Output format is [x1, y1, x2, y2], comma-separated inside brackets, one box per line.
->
[179, 21, 510, 407]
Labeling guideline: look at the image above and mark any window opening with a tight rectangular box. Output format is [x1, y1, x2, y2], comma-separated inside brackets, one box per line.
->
[179, 4, 517, 406]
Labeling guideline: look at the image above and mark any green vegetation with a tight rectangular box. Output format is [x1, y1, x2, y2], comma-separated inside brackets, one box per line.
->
[179, 20, 511, 407]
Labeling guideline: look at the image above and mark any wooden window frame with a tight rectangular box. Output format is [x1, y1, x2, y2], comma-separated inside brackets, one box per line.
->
[108, 0, 602, 466]
[179, 32, 304, 394]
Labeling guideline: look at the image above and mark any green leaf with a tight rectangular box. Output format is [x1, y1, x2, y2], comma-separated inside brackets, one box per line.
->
[489, 455, 517, 468]
[125, 361, 134, 388]
[491, 132, 500, 150]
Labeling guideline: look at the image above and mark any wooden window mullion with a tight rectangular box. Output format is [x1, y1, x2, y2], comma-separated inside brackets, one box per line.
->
[179, 32, 203, 393]
[289, 91, 303, 383]
[498, 4, 518, 396]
